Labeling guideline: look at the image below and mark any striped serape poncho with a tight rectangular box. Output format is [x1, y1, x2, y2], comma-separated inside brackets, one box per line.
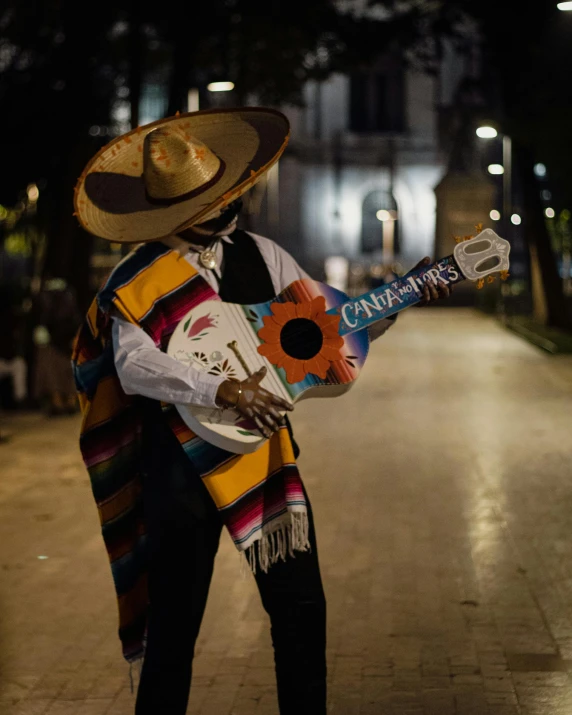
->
[72, 241, 309, 663]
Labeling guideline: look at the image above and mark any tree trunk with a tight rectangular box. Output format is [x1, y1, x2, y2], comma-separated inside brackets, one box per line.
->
[43, 1, 105, 310]
[516, 142, 572, 330]
[167, 28, 193, 116]
[129, 0, 143, 129]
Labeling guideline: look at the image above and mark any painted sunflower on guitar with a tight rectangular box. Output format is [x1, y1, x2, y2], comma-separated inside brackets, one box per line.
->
[257, 296, 344, 384]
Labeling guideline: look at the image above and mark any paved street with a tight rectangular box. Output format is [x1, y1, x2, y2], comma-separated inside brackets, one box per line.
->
[2, 308, 572, 715]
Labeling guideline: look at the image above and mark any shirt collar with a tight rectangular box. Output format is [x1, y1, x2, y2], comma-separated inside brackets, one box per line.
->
[162, 231, 235, 255]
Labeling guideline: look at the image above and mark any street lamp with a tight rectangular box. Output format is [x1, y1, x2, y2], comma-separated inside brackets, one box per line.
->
[376, 209, 397, 265]
[477, 126, 498, 139]
[207, 81, 235, 92]
[187, 88, 200, 112]
[477, 125, 513, 239]
[189, 81, 235, 113]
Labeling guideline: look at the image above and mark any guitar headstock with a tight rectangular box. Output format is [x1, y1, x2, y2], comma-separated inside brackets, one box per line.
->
[453, 229, 510, 282]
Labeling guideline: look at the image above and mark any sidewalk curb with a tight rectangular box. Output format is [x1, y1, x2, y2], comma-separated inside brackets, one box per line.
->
[502, 316, 572, 354]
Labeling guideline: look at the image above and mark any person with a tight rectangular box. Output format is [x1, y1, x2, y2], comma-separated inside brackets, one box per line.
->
[0, 286, 28, 411]
[0, 287, 27, 442]
[32, 275, 81, 415]
[71, 108, 450, 715]
[0, 356, 27, 409]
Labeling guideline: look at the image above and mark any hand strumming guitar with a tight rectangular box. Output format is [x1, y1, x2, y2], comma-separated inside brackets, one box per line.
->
[410, 257, 453, 306]
[216, 366, 294, 439]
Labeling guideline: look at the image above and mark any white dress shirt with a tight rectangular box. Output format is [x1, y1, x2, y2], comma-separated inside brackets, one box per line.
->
[112, 232, 396, 408]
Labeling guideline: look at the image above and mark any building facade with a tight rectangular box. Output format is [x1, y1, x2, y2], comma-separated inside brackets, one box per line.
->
[88, 40, 478, 289]
[246, 41, 474, 281]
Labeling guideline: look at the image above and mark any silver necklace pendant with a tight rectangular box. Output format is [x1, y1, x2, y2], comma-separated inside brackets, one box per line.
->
[199, 248, 218, 270]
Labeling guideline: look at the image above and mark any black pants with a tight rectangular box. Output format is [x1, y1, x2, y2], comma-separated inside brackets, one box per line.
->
[135, 413, 327, 715]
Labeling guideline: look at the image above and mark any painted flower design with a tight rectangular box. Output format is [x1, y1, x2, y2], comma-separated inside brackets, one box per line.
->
[185, 313, 217, 339]
[257, 296, 344, 384]
[208, 358, 237, 379]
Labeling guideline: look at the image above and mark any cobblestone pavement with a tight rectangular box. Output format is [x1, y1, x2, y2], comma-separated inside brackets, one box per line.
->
[2, 308, 572, 715]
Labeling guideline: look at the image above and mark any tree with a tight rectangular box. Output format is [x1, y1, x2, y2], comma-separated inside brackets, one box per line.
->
[5, 0, 568, 326]
[0, 0, 126, 307]
[367, 0, 572, 328]
[0, 0, 420, 308]
[156, 0, 417, 111]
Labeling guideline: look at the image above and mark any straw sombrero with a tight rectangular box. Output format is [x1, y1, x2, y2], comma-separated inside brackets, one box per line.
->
[74, 107, 290, 243]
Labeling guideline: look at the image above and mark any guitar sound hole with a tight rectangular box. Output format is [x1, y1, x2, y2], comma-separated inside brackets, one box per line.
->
[280, 319, 323, 360]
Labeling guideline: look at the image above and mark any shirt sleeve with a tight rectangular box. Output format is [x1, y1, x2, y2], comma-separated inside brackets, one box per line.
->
[111, 316, 225, 408]
[368, 315, 398, 342]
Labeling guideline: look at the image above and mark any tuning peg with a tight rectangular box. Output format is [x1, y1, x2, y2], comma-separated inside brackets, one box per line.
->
[476, 279, 485, 290]
[500, 270, 510, 281]
[463, 235, 474, 242]
[475, 223, 484, 233]
[454, 236, 463, 244]
[487, 275, 495, 284]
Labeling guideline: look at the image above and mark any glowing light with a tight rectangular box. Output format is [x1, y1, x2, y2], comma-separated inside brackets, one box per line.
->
[542, 190, 552, 201]
[557, 2, 572, 10]
[37, 555, 49, 560]
[207, 81, 235, 92]
[376, 209, 397, 222]
[545, 208, 555, 218]
[188, 88, 200, 112]
[0, 205, 7, 221]
[511, 214, 522, 225]
[325, 256, 349, 292]
[476, 126, 498, 139]
[112, 102, 130, 122]
[490, 210, 501, 221]
[488, 164, 505, 175]
[27, 184, 39, 202]
[534, 163, 547, 178]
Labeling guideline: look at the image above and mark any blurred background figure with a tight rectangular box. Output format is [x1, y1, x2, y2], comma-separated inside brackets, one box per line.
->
[347, 263, 368, 297]
[0, 285, 27, 411]
[0, 356, 27, 405]
[368, 262, 396, 290]
[324, 255, 349, 292]
[32, 275, 81, 416]
[0, 286, 27, 443]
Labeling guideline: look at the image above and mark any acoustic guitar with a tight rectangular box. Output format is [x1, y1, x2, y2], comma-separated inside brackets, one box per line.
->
[168, 228, 510, 454]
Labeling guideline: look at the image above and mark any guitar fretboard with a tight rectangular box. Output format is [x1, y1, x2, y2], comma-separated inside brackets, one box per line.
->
[328, 255, 465, 337]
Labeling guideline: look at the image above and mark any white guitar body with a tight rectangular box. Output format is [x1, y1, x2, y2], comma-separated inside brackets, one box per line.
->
[167, 281, 364, 454]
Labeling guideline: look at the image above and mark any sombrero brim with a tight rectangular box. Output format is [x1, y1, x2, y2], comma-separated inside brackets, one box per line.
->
[74, 108, 290, 243]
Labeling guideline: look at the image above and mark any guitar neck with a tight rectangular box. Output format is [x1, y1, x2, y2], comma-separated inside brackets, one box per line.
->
[329, 254, 465, 336]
